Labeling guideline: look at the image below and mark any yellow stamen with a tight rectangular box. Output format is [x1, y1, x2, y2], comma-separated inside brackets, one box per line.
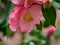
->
[23, 12, 33, 22]
[28, 0, 33, 4]
[43, 1, 52, 9]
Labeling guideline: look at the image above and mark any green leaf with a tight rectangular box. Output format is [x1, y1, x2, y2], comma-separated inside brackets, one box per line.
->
[30, 30, 46, 40]
[52, 0, 60, 9]
[30, 30, 40, 36]
[1, 0, 16, 25]
[1, 0, 15, 36]
[0, 22, 7, 35]
[54, 0, 60, 3]
[42, 6, 56, 26]
[44, 38, 50, 45]
[0, 7, 5, 17]
[26, 40, 41, 45]
[37, 22, 42, 31]
[54, 29, 60, 38]
[21, 42, 26, 45]
[43, 20, 50, 27]
[7, 26, 14, 37]
[0, 27, 7, 36]
[5, 3, 15, 24]
[38, 33, 46, 40]
[0, 41, 4, 45]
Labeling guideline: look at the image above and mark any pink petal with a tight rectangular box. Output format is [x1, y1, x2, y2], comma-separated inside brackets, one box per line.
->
[11, 0, 25, 5]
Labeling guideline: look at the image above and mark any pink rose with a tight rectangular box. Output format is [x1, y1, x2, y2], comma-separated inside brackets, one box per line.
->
[42, 26, 56, 36]
[11, 0, 48, 8]
[48, 26, 56, 36]
[9, 4, 44, 33]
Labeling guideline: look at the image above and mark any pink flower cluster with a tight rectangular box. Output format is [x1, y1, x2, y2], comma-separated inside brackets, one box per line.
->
[9, 0, 48, 33]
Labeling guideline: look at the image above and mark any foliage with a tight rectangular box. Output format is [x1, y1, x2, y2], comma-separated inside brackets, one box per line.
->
[0, 0, 60, 45]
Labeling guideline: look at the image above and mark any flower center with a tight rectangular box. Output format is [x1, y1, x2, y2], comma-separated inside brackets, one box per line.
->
[28, 0, 33, 4]
[43, 1, 52, 9]
[23, 12, 33, 22]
